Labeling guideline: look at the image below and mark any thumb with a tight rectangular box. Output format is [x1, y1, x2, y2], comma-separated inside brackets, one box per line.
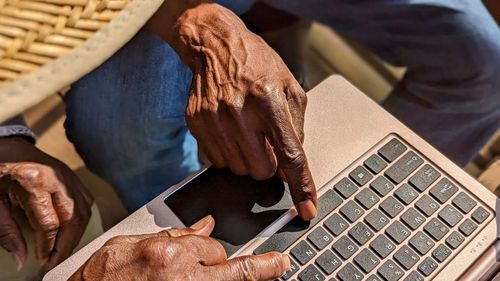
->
[0, 196, 27, 270]
[160, 215, 215, 237]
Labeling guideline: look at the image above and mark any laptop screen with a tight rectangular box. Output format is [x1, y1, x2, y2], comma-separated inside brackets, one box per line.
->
[164, 167, 293, 256]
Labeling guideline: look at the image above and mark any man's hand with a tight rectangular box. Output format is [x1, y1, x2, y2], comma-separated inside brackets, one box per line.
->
[70, 215, 290, 281]
[0, 137, 93, 270]
[148, 2, 317, 220]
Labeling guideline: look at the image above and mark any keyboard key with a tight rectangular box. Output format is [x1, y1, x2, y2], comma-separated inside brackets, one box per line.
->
[394, 245, 420, 270]
[378, 138, 407, 162]
[403, 271, 424, 281]
[340, 201, 364, 223]
[282, 259, 300, 280]
[298, 264, 325, 281]
[400, 208, 426, 230]
[355, 188, 380, 209]
[349, 222, 374, 245]
[471, 206, 490, 224]
[384, 151, 423, 184]
[394, 183, 418, 205]
[364, 209, 389, 232]
[438, 205, 464, 227]
[409, 231, 435, 255]
[418, 257, 438, 277]
[446, 231, 465, 249]
[370, 176, 394, 196]
[332, 236, 358, 260]
[315, 250, 342, 275]
[317, 190, 344, 221]
[254, 190, 342, 255]
[408, 164, 441, 192]
[370, 235, 395, 258]
[349, 166, 373, 186]
[337, 264, 364, 281]
[364, 154, 387, 174]
[308, 227, 333, 250]
[459, 218, 477, 236]
[424, 218, 449, 241]
[354, 248, 380, 273]
[379, 196, 404, 218]
[378, 260, 404, 281]
[334, 178, 358, 199]
[415, 195, 439, 217]
[291, 241, 317, 265]
[366, 275, 382, 281]
[324, 214, 349, 236]
[432, 244, 452, 263]
[429, 178, 458, 203]
[385, 221, 410, 244]
[452, 192, 477, 214]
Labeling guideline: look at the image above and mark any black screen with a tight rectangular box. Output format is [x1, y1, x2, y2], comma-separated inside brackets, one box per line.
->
[164, 167, 293, 256]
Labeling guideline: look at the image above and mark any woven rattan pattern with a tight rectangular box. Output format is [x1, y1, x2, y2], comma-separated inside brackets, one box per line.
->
[0, 0, 132, 86]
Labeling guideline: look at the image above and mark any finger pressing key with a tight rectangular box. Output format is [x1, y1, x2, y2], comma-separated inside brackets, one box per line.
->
[266, 93, 317, 220]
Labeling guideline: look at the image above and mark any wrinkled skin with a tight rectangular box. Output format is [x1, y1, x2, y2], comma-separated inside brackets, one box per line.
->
[148, 2, 318, 220]
[0, 137, 93, 270]
[69, 216, 290, 281]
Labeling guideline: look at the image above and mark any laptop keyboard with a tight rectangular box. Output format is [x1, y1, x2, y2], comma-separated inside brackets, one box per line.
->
[253, 137, 492, 281]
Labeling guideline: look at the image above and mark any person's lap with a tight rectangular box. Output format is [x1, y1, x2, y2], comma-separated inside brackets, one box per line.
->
[64, 0, 500, 212]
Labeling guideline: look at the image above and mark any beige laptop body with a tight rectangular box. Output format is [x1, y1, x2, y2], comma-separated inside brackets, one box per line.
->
[45, 76, 500, 281]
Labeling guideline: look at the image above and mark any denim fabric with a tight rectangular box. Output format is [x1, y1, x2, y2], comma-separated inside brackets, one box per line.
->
[64, 0, 500, 212]
[64, 32, 199, 212]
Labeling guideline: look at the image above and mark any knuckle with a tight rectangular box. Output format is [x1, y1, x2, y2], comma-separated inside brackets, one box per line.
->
[104, 236, 126, 246]
[235, 258, 259, 281]
[283, 149, 306, 169]
[140, 238, 176, 265]
[252, 80, 281, 101]
[40, 220, 59, 233]
[162, 228, 184, 237]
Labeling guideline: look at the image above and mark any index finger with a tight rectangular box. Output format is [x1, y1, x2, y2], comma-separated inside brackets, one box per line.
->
[202, 252, 290, 281]
[264, 95, 317, 220]
[46, 190, 89, 270]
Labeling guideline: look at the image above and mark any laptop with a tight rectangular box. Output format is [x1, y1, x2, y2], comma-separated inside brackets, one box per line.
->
[45, 75, 499, 281]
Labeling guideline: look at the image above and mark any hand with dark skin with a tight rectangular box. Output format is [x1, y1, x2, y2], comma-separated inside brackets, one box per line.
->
[148, 1, 317, 220]
[0, 137, 93, 270]
[69, 215, 290, 281]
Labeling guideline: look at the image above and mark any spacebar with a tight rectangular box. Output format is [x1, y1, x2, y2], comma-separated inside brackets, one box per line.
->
[253, 189, 341, 255]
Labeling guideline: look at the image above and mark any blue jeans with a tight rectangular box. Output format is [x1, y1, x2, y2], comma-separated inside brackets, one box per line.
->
[64, 0, 500, 212]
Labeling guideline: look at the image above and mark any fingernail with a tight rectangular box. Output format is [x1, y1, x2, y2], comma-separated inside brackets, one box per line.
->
[10, 252, 24, 271]
[297, 200, 317, 221]
[191, 215, 214, 231]
[281, 254, 291, 272]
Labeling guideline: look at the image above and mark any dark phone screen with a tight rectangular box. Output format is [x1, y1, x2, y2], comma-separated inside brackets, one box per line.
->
[164, 167, 293, 256]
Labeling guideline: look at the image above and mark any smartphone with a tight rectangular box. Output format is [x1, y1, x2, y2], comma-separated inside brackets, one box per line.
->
[164, 167, 294, 256]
